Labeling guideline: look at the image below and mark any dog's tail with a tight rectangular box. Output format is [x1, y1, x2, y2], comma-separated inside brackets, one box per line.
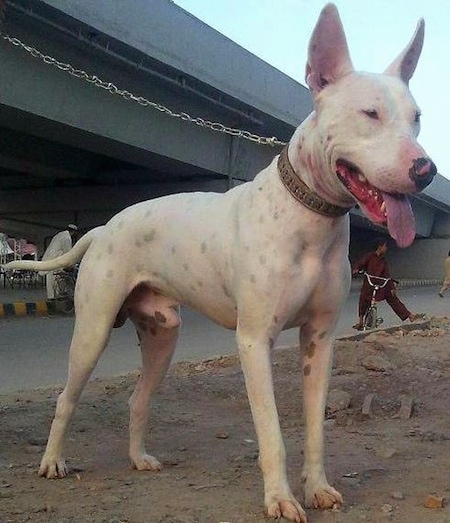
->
[2, 226, 102, 272]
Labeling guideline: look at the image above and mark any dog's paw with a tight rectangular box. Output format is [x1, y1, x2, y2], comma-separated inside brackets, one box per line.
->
[38, 456, 68, 479]
[130, 453, 162, 472]
[266, 497, 307, 523]
[304, 482, 343, 510]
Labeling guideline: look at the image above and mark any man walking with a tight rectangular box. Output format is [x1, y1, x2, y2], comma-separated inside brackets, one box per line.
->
[352, 240, 424, 330]
[41, 224, 78, 299]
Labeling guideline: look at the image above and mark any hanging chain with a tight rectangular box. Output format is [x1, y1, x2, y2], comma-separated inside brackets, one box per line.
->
[0, 32, 287, 147]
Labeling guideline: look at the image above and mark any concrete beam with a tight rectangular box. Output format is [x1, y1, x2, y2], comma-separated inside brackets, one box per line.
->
[0, 35, 278, 181]
[433, 214, 450, 237]
[41, 0, 312, 127]
[0, 176, 230, 243]
[0, 178, 230, 214]
[411, 200, 436, 238]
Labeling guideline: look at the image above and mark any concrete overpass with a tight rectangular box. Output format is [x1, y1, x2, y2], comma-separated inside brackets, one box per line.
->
[0, 0, 449, 275]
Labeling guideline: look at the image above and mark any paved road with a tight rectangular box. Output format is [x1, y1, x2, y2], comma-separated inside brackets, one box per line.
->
[0, 285, 447, 393]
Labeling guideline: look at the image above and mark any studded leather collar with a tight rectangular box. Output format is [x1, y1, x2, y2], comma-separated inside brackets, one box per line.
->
[277, 146, 352, 217]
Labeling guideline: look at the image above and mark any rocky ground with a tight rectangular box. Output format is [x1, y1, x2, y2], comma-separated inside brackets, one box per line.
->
[1, 317, 449, 523]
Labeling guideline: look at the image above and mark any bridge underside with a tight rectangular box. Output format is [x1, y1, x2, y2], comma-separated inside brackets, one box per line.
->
[0, 0, 300, 243]
[0, 0, 448, 258]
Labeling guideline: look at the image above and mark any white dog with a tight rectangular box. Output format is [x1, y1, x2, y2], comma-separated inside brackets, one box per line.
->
[4, 4, 436, 521]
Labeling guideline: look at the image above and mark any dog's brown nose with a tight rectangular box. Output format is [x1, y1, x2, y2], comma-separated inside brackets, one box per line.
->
[409, 158, 437, 190]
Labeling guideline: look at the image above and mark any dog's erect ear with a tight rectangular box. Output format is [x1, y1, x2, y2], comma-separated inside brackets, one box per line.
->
[305, 3, 354, 95]
[384, 19, 424, 84]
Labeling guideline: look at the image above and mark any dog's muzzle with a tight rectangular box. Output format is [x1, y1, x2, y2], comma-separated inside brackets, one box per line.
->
[409, 157, 437, 190]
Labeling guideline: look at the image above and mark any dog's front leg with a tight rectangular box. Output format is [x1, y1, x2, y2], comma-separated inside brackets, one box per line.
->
[237, 326, 307, 523]
[300, 320, 343, 509]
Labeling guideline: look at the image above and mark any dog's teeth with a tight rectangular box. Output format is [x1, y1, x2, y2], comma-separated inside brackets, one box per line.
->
[358, 174, 366, 182]
[381, 201, 386, 213]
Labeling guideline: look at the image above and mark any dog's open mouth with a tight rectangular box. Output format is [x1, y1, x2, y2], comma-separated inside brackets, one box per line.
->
[336, 160, 415, 247]
[336, 160, 386, 223]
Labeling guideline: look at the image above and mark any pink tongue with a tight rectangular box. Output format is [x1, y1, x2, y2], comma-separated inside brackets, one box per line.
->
[383, 192, 415, 248]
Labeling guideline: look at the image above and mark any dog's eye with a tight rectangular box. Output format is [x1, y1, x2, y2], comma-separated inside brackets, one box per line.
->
[414, 111, 421, 123]
[362, 109, 379, 120]
[319, 76, 329, 88]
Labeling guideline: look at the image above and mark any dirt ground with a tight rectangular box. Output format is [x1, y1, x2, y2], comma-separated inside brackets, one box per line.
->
[1, 317, 449, 523]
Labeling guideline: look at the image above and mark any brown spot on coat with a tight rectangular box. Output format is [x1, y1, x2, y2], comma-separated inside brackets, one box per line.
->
[143, 230, 156, 243]
[154, 311, 167, 324]
[303, 364, 311, 376]
[221, 284, 231, 298]
[293, 252, 301, 264]
[305, 341, 316, 358]
[292, 242, 306, 264]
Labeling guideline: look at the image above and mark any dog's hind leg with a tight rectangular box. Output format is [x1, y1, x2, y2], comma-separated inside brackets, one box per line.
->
[38, 315, 113, 478]
[128, 320, 179, 471]
[300, 319, 343, 510]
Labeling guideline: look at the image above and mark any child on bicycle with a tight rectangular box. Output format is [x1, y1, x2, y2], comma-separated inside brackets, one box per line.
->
[352, 240, 424, 330]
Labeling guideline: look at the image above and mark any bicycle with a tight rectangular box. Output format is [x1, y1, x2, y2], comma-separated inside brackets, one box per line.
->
[360, 272, 393, 331]
[52, 267, 77, 314]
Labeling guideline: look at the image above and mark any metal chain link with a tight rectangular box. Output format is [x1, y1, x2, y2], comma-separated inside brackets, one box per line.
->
[1, 32, 287, 147]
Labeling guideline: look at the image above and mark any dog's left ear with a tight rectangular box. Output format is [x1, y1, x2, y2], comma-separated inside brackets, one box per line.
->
[305, 3, 354, 95]
[384, 19, 425, 84]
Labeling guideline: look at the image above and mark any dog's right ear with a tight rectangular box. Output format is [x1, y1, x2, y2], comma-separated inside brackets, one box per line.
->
[305, 3, 354, 95]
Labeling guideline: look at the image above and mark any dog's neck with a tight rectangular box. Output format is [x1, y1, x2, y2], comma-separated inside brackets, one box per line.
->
[277, 146, 352, 217]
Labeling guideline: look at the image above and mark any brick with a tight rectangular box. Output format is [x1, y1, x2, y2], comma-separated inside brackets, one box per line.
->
[395, 395, 415, 419]
[424, 494, 445, 509]
[361, 393, 376, 419]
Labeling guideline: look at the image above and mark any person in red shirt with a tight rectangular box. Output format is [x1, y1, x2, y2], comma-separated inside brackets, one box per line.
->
[352, 240, 424, 330]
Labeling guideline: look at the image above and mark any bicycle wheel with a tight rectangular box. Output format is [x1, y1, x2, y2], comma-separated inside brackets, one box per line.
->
[54, 273, 74, 299]
[363, 307, 378, 330]
[53, 274, 64, 298]
[60, 297, 75, 315]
